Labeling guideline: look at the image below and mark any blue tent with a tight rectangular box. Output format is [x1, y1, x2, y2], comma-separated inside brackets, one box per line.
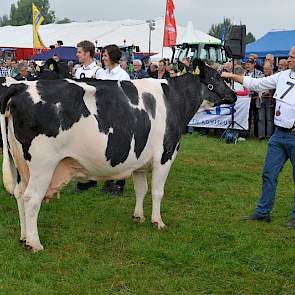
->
[246, 30, 295, 58]
[33, 46, 78, 61]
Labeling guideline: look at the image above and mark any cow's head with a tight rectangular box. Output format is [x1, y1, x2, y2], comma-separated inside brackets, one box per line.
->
[191, 59, 237, 107]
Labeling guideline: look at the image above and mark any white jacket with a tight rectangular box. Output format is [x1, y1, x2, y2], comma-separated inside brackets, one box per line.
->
[244, 70, 295, 128]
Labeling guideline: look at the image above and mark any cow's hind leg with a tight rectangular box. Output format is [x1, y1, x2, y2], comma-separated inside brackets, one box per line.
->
[23, 164, 57, 252]
[132, 171, 148, 223]
[14, 184, 26, 243]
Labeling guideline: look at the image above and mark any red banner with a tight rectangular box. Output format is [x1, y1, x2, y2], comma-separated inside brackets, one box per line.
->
[163, 0, 177, 47]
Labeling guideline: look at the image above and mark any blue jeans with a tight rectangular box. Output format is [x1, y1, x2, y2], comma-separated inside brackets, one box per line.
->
[256, 129, 295, 218]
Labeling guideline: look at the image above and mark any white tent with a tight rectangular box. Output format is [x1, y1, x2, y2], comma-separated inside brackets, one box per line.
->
[150, 21, 221, 61]
[0, 18, 220, 57]
[181, 21, 221, 44]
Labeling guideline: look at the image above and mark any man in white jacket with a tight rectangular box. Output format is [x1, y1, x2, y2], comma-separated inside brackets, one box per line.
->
[222, 46, 295, 227]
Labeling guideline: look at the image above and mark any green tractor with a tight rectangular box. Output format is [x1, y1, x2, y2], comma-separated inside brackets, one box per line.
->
[171, 42, 227, 65]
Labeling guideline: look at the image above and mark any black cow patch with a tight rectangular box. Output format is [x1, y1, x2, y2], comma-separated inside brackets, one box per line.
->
[85, 80, 151, 167]
[120, 81, 139, 105]
[7, 80, 90, 161]
[16, 169, 21, 184]
[160, 75, 203, 165]
[142, 92, 156, 119]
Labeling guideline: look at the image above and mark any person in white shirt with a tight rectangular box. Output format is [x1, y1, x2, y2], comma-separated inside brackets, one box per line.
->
[75, 40, 103, 193]
[75, 40, 103, 79]
[96, 44, 130, 196]
[222, 46, 295, 227]
[96, 44, 130, 81]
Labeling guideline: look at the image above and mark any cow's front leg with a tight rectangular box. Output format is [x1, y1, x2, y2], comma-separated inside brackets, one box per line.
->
[151, 163, 173, 230]
[14, 184, 26, 243]
[151, 147, 178, 229]
[132, 171, 148, 223]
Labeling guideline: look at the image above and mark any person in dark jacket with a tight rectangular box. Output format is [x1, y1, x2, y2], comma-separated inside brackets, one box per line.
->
[129, 59, 149, 79]
[147, 63, 158, 79]
[14, 63, 35, 81]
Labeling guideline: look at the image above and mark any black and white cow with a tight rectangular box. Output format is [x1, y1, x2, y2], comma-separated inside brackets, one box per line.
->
[0, 59, 236, 252]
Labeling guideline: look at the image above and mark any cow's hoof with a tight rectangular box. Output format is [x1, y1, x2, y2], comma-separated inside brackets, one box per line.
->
[152, 220, 166, 230]
[24, 242, 44, 253]
[132, 215, 145, 224]
[19, 239, 26, 245]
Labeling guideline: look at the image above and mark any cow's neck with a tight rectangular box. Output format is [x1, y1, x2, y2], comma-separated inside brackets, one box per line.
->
[164, 74, 204, 133]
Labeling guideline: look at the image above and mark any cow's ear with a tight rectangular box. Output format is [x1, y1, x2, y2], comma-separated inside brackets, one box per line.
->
[178, 61, 189, 75]
[192, 59, 205, 78]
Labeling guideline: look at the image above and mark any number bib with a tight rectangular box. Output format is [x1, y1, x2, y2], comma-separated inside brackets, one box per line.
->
[273, 70, 295, 128]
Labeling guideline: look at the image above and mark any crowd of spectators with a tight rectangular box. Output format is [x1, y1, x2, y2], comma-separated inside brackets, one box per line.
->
[0, 48, 290, 140]
[0, 58, 39, 80]
[220, 53, 289, 140]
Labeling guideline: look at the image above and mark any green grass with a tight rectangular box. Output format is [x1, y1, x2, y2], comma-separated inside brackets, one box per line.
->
[1, 134, 295, 294]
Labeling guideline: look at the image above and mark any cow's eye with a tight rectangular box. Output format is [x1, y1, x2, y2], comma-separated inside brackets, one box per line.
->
[216, 73, 221, 79]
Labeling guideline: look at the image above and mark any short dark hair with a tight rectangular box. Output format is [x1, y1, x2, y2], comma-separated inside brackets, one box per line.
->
[77, 40, 95, 58]
[103, 44, 121, 64]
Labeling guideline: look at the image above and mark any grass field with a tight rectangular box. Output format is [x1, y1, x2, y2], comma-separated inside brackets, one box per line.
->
[0, 134, 295, 295]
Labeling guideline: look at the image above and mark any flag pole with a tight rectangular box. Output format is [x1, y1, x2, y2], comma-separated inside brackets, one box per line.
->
[32, 3, 35, 56]
[162, 0, 168, 58]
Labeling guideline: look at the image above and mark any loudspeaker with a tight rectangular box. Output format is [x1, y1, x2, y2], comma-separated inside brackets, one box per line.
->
[224, 25, 246, 59]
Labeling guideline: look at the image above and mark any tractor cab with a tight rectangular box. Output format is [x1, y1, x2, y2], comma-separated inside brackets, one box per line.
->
[172, 42, 227, 65]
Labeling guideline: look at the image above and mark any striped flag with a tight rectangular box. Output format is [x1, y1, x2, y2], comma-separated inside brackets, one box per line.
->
[32, 3, 46, 48]
[163, 0, 177, 47]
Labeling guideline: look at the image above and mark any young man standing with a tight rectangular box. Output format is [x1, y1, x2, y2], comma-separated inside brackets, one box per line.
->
[75, 40, 103, 193]
[75, 40, 103, 79]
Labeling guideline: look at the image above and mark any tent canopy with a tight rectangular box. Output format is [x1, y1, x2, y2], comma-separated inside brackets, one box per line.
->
[33, 46, 78, 61]
[0, 19, 221, 55]
[246, 30, 295, 58]
[181, 21, 221, 45]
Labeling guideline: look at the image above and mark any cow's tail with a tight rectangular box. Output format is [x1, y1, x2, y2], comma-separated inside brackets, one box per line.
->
[0, 84, 25, 195]
[1, 115, 16, 194]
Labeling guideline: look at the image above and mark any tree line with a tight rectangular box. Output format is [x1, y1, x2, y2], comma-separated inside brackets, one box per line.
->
[0, 0, 71, 27]
[208, 18, 256, 44]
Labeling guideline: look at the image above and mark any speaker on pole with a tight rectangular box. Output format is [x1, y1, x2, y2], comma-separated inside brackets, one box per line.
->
[224, 25, 246, 59]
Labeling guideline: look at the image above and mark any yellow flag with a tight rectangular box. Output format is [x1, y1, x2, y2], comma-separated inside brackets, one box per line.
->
[32, 3, 46, 48]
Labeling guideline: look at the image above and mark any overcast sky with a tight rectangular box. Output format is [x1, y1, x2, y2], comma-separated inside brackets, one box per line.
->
[1, 0, 294, 39]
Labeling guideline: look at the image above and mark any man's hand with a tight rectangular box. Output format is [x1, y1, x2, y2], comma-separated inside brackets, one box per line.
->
[221, 72, 244, 85]
[221, 72, 233, 79]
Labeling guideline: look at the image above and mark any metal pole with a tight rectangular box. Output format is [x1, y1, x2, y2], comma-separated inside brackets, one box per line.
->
[148, 27, 151, 56]
[232, 58, 235, 89]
